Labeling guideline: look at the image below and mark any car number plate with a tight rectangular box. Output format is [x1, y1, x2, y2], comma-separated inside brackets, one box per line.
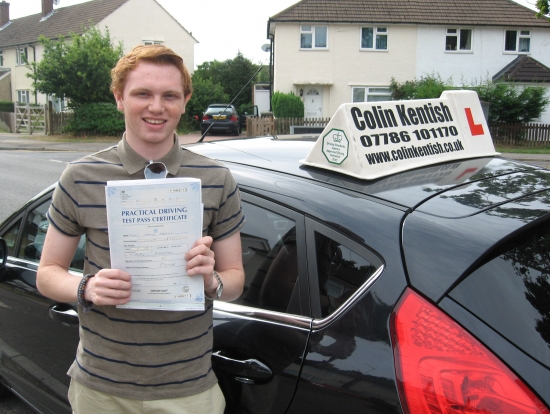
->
[213, 115, 226, 120]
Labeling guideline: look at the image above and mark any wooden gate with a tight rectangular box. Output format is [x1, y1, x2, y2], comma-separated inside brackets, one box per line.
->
[15, 104, 47, 134]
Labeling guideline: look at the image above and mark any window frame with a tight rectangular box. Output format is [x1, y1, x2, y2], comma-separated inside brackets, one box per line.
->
[305, 217, 384, 321]
[445, 28, 473, 52]
[16, 47, 28, 65]
[360, 26, 388, 51]
[300, 25, 328, 50]
[227, 191, 310, 317]
[503, 29, 531, 54]
[351, 86, 392, 103]
[17, 90, 30, 104]
[0, 50, 4, 66]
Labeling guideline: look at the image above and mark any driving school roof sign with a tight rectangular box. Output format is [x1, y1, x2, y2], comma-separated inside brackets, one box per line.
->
[300, 90, 499, 180]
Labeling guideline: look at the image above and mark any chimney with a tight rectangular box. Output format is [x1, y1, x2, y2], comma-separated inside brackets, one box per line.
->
[42, 0, 53, 17]
[0, 2, 9, 27]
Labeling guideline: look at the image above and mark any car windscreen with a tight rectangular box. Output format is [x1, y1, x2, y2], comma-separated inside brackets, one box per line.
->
[206, 107, 233, 115]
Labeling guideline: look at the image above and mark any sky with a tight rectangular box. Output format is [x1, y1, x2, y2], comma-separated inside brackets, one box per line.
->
[7, 0, 541, 67]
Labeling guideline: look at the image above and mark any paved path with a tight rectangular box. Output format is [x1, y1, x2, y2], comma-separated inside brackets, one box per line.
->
[0, 132, 549, 167]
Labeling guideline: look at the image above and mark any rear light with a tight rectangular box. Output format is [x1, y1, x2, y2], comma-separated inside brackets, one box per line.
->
[391, 289, 550, 414]
[230, 114, 238, 121]
[202, 115, 209, 121]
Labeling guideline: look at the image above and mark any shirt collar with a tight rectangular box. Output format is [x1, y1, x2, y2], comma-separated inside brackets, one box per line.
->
[118, 133, 184, 177]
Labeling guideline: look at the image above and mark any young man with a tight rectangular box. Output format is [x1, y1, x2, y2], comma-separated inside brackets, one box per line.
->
[37, 45, 245, 413]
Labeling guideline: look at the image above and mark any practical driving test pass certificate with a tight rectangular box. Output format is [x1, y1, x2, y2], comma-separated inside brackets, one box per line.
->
[105, 177, 204, 311]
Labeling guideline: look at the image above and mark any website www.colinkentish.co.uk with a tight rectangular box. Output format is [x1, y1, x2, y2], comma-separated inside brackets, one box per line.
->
[364, 138, 465, 165]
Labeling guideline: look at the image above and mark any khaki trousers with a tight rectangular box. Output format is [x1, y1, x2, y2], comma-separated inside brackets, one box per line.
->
[68, 379, 226, 414]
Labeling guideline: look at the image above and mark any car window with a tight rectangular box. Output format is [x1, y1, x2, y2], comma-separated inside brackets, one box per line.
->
[236, 201, 299, 313]
[206, 106, 234, 115]
[314, 231, 378, 318]
[2, 219, 22, 256]
[19, 198, 86, 272]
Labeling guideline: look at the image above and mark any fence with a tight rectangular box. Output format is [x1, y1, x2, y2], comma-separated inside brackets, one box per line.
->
[246, 116, 331, 137]
[50, 110, 73, 134]
[489, 122, 550, 146]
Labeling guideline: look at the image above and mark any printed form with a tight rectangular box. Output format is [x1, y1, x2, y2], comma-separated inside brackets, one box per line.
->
[105, 177, 204, 311]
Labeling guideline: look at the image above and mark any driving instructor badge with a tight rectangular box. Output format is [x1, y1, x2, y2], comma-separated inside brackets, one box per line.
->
[322, 128, 349, 165]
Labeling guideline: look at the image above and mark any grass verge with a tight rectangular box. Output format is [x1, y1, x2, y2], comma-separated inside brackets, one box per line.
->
[496, 145, 550, 154]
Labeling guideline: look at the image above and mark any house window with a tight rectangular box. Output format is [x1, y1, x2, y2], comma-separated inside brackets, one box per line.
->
[0, 50, 3, 66]
[16, 47, 27, 65]
[352, 86, 391, 103]
[300, 25, 328, 49]
[361, 27, 388, 50]
[17, 90, 30, 104]
[504, 30, 530, 53]
[446, 28, 472, 51]
[143, 40, 163, 45]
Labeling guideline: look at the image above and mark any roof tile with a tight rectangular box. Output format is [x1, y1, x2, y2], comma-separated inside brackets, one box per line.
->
[0, 0, 129, 48]
[493, 55, 550, 82]
[270, 0, 550, 28]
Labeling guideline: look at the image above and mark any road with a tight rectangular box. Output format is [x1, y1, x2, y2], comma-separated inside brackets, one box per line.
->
[0, 150, 94, 223]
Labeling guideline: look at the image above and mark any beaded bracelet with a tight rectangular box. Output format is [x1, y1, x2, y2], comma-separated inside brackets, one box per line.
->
[78, 273, 95, 313]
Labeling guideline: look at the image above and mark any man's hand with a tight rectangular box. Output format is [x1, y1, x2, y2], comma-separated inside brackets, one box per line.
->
[185, 233, 244, 302]
[185, 236, 216, 288]
[84, 269, 132, 306]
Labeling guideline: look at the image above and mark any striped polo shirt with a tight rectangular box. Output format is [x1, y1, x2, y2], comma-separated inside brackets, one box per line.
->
[47, 135, 245, 400]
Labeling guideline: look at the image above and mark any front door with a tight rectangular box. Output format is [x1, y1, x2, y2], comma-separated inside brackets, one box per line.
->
[304, 88, 322, 118]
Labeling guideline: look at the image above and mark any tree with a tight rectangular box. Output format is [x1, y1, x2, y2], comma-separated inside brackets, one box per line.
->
[178, 77, 229, 131]
[193, 52, 264, 112]
[28, 27, 123, 108]
[536, 0, 549, 18]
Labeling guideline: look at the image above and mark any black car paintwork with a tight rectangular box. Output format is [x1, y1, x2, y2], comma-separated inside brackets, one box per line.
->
[1, 137, 549, 413]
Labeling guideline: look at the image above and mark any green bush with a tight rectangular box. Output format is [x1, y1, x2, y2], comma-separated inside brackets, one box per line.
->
[272, 91, 304, 118]
[0, 101, 14, 112]
[64, 102, 125, 136]
[390, 74, 454, 100]
[390, 75, 549, 123]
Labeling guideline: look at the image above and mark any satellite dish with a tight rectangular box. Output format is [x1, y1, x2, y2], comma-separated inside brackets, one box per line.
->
[53, 0, 60, 5]
[261, 43, 271, 52]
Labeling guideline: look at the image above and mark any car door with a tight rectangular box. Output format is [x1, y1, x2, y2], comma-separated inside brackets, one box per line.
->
[0, 193, 82, 414]
[212, 192, 312, 414]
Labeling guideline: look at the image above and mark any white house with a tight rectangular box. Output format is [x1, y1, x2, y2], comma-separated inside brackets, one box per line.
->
[0, 0, 197, 108]
[267, 0, 550, 123]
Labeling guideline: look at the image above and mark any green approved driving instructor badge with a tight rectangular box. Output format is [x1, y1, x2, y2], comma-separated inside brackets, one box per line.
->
[300, 90, 499, 180]
[322, 129, 349, 165]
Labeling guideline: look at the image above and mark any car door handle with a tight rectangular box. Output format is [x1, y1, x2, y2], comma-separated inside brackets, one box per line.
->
[212, 350, 272, 383]
[49, 303, 79, 326]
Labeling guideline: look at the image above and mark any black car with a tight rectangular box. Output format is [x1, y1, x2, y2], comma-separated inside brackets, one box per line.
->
[201, 104, 241, 136]
[1, 136, 549, 414]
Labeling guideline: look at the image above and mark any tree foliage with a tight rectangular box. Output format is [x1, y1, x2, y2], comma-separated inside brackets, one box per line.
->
[178, 77, 229, 131]
[28, 27, 123, 109]
[390, 75, 549, 123]
[193, 52, 265, 113]
[536, 0, 549, 18]
[271, 91, 304, 118]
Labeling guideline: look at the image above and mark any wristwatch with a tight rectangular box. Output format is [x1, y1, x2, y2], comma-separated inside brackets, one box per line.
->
[205, 271, 223, 300]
